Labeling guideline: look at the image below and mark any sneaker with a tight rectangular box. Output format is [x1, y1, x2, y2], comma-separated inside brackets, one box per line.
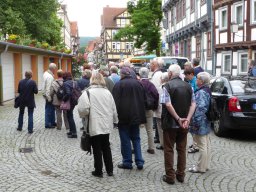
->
[91, 171, 103, 178]
[117, 163, 133, 170]
[67, 134, 77, 138]
[17, 128, 22, 131]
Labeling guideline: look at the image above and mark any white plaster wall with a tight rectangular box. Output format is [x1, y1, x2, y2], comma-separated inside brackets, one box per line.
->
[252, 29, 256, 40]
[38, 56, 44, 90]
[219, 33, 228, 43]
[21, 54, 31, 78]
[206, 60, 212, 71]
[191, 36, 196, 52]
[234, 30, 243, 42]
[232, 52, 238, 67]
[216, 53, 222, 67]
[215, 29, 219, 44]
[1, 52, 15, 101]
[232, 69, 238, 76]
[215, 10, 219, 26]
[201, 4, 207, 16]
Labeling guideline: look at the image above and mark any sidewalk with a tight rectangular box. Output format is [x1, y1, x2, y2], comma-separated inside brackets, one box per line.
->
[0, 94, 255, 192]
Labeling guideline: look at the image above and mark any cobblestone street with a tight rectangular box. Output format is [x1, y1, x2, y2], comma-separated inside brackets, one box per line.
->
[0, 94, 256, 192]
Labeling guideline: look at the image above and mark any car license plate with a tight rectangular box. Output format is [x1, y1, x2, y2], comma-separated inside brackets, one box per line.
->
[253, 104, 256, 110]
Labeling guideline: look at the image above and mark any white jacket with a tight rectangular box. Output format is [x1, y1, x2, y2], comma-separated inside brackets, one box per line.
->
[77, 85, 118, 137]
[150, 70, 162, 118]
[42, 70, 54, 102]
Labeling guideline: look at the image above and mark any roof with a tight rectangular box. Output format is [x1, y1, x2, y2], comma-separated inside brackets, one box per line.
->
[101, 6, 127, 27]
[70, 21, 78, 37]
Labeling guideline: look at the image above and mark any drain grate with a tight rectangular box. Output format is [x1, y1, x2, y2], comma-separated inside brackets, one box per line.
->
[19, 147, 33, 153]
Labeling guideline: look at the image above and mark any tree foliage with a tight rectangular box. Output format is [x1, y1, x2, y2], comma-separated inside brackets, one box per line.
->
[0, 0, 63, 45]
[114, 0, 163, 56]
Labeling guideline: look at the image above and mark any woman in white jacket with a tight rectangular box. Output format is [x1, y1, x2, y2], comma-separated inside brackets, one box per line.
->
[78, 72, 118, 178]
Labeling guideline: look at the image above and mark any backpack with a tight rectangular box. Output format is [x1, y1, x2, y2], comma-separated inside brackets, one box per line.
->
[206, 97, 220, 121]
[56, 81, 65, 100]
[71, 81, 82, 106]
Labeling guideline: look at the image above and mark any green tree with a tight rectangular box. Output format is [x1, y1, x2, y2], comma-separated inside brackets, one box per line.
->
[114, 0, 162, 56]
[0, 0, 63, 45]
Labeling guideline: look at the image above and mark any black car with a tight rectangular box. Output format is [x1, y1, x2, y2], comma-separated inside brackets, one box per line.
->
[210, 76, 256, 137]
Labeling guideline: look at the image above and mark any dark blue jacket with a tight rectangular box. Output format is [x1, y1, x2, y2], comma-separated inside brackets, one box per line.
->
[113, 76, 146, 125]
[18, 78, 38, 108]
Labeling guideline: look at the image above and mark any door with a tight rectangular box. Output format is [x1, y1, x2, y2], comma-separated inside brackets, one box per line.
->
[22, 54, 31, 77]
[38, 56, 44, 90]
[1, 52, 15, 101]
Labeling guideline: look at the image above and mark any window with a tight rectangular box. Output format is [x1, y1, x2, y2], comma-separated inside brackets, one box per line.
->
[219, 8, 227, 30]
[112, 30, 117, 38]
[121, 19, 126, 27]
[191, 0, 195, 12]
[238, 53, 248, 74]
[251, 0, 256, 23]
[112, 42, 116, 49]
[207, 32, 211, 57]
[116, 42, 120, 49]
[222, 54, 231, 74]
[196, 36, 201, 59]
[126, 42, 133, 49]
[234, 4, 243, 26]
[182, 0, 186, 18]
[180, 41, 184, 56]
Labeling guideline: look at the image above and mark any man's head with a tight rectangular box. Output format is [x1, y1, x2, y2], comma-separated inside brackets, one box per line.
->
[110, 65, 118, 74]
[184, 67, 195, 81]
[25, 70, 33, 79]
[168, 64, 181, 79]
[49, 63, 57, 73]
[82, 69, 92, 79]
[192, 58, 200, 67]
[120, 67, 131, 79]
[139, 67, 149, 79]
[196, 72, 211, 88]
[99, 65, 110, 77]
[150, 59, 160, 72]
[184, 61, 192, 70]
[161, 72, 169, 84]
[56, 69, 63, 78]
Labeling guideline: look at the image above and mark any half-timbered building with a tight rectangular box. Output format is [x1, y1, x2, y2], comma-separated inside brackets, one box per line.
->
[162, 0, 213, 72]
[100, 6, 133, 62]
[214, 0, 256, 76]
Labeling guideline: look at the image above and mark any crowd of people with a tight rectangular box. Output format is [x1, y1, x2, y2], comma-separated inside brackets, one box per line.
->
[16, 57, 255, 184]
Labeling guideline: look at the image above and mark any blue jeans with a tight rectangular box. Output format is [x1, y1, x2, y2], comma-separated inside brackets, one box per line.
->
[18, 107, 34, 132]
[45, 101, 55, 127]
[67, 107, 77, 135]
[118, 124, 144, 168]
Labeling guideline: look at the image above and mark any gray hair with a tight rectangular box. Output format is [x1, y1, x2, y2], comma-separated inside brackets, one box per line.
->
[139, 67, 149, 78]
[110, 65, 118, 74]
[168, 64, 181, 77]
[184, 61, 192, 67]
[197, 72, 211, 85]
[152, 58, 162, 68]
[192, 58, 200, 66]
[49, 63, 57, 70]
[82, 69, 92, 78]
[25, 70, 33, 79]
[161, 72, 169, 83]
[123, 60, 131, 67]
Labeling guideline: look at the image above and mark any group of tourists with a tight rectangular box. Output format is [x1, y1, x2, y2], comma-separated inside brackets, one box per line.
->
[16, 57, 214, 184]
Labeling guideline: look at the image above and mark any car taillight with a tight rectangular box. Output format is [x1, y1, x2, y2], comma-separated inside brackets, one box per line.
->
[228, 97, 241, 112]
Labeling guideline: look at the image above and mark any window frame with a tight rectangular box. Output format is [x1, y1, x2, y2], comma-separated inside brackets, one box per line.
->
[251, 0, 256, 24]
[207, 32, 212, 58]
[222, 53, 232, 74]
[196, 36, 201, 59]
[112, 42, 116, 49]
[237, 52, 248, 75]
[233, 3, 243, 26]
[219, 7, 228, 30]
[190, 0, 195, 13]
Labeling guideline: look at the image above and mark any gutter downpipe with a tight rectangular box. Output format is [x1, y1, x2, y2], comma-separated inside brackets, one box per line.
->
[0, 43, 9, 105]
[210, 0, 216, 76]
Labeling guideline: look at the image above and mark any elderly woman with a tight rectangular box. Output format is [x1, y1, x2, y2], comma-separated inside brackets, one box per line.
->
[78, 73, 118, 177]
[139, 67, 159, 154]
[189, 72, 211, 173]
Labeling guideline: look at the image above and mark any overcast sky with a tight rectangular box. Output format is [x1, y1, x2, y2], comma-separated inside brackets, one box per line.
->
[62, 0, 129, 37]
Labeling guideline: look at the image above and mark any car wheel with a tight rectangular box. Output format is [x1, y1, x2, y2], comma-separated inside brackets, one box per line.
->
[213, 119, 226, 137]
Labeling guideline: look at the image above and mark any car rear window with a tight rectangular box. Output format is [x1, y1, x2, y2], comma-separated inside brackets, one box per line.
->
[230, 79, 256, 93]
[162, 58, 188, 70]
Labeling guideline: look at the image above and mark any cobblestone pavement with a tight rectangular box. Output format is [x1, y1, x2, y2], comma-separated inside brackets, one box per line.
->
[0, 94, 256, 192]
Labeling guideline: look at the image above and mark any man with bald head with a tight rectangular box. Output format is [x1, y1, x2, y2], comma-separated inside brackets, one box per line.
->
[43, 63, 57, 128]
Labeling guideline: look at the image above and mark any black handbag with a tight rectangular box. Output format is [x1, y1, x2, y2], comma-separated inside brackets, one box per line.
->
[14, 96, 20, 108]
[80, 90, 92, 155]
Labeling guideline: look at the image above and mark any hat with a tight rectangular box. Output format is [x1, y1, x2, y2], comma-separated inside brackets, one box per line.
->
[120, 67, 131, 76]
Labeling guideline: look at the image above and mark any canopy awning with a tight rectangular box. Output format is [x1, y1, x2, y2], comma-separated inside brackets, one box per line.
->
[132, 54, 156, 60]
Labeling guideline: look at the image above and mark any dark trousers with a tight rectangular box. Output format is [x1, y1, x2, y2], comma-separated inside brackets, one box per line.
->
[18, 107, 34, 132]
[91, 134, 113, 174]
[67, 107, 76, 135]
[163, 128, 188, 180]
[153, 117, 159, 140]
[45, 101, 55, 127]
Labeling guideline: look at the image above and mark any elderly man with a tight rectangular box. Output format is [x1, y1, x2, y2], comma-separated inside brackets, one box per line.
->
[112, 67, 146, 170]
[192, 58, 204, 77]
[150, 58, 163, 150]
[161, 64, 196, 184]
[42, 63, 57, 128]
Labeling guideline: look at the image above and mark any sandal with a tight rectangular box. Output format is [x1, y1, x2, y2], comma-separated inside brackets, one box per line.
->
[188, 147, 199, 153]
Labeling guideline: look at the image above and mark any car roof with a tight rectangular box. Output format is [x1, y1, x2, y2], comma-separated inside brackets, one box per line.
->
[156, 56, 189, 60]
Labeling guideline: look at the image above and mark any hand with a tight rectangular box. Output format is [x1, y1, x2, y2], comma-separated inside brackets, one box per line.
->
[182, 119, 190, 129]
[178, 118, 187, 129]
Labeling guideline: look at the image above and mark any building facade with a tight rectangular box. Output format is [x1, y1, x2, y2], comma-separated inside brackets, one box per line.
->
[162, 0, 213, 72]
[100, 6, 134, 62]
[70, 22, 80, 55]
[214, 0, 256, 76]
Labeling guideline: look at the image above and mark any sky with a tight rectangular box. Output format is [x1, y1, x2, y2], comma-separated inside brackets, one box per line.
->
[62, 0, 129, 37]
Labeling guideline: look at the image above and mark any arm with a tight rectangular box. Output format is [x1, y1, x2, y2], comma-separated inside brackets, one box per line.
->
[45, 77, 54, 102]
[34, 81, 38, 94]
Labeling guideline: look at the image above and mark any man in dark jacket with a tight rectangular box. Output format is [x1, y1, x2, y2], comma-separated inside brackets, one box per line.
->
[112, 67, 146, 170]
[161, 64, 196, 184]
[77, 69, 91, 91]
[17, 70, 38, 134]
[192, 58, 204, 77]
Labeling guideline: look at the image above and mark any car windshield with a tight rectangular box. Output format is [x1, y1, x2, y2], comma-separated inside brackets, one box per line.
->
[162, 58, 187, 70]
[132, 63, 143, 67]
[230, 78, 256, 93]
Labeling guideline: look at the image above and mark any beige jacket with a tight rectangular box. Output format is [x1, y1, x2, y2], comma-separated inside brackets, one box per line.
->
[150, 70, 162, 118]
[42, 70, 54, 102]
[50, 79, 63, 106]
[77, 85, 118, 137]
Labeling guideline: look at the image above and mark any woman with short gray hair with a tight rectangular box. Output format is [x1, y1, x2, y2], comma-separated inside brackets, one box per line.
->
[189, 71, 211, 173]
